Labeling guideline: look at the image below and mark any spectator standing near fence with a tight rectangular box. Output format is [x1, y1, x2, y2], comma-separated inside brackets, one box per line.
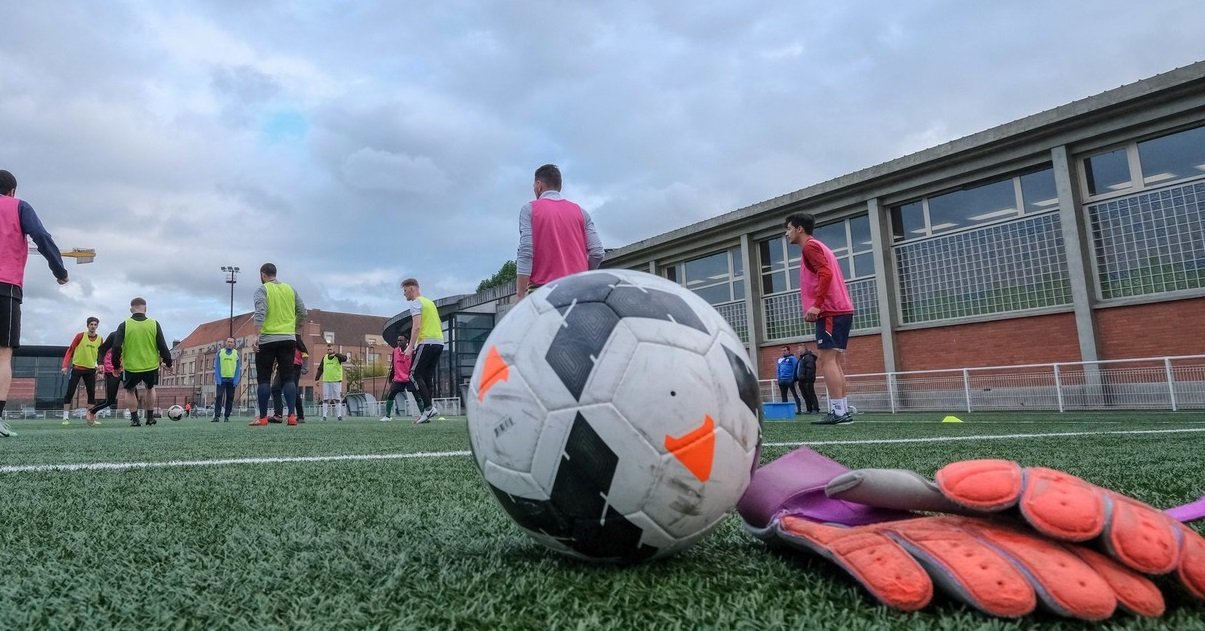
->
[776, 346, 802, 415]
[796, 346, 820, 414]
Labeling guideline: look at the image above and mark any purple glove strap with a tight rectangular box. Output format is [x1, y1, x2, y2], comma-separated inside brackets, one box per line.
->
[1167, 496, 1205, 523]
[737, 447, 910, 527]
[740, 447, 1205, 527]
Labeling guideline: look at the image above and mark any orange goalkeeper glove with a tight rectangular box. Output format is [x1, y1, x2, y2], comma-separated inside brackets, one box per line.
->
[741, 452, 1205, 620]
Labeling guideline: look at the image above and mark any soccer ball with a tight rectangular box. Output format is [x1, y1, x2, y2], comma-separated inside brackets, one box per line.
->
[167, 405, 185, 421]
[466, 270, 762, 562]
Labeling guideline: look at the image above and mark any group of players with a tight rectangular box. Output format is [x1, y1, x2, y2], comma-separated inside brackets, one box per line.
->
[0, 163, 857, 434]
[49, 269, 447, 428]
[0, 168, 448, 431]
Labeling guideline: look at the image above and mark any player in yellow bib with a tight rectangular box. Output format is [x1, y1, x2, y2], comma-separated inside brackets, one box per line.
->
[213, 337, 241, 422]
[401, 277, 444, 424]
[315, 344, 348, 421]
[59, 316, 102, 423]
[110, 297, 173, 427]
[248, 263, 306, 426]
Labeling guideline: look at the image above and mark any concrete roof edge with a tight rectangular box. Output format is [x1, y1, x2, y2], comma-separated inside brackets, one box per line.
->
[604, 60, 1205, 261]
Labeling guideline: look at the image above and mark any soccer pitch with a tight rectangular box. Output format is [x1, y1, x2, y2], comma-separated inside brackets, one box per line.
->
[3, 412, 1203, 629]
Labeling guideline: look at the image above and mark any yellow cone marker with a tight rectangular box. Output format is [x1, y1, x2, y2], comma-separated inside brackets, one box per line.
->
[942, 415, 963, 423]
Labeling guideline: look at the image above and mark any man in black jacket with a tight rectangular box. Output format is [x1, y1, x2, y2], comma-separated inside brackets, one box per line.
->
[796, 347, 820, 414]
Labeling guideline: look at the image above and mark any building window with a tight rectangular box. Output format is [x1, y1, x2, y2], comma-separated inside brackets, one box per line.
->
[1087, 180, 1205, 300]
[1083, 125, 1205, 200]
[1021, 168, 1060, 214]
[758, 214, 879, 339]
[1085, 149, 1132, 196]
[758, 238, 795, 295]
[894, 213, 1072, 323]
[890, 166, 1056, 242]
[1138, 125, 1205, 186]
[663, 247, 745, 306]
[762, 214, 876, 289]
[662, 247, 748, 342]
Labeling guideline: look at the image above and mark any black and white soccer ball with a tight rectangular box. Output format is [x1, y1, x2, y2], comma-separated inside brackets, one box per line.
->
[167, 405, 185, 421]
[467, 269, 762, 562]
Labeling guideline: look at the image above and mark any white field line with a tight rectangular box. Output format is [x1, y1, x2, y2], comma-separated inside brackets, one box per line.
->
[3, 427, 1205, 475]
[0, 451, 471, 474]
[764, 426, 1205, 447]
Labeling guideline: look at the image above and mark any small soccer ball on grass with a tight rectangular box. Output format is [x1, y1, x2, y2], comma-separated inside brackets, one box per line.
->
[466, 270, 762, 562]
[167, 405, 185, 421]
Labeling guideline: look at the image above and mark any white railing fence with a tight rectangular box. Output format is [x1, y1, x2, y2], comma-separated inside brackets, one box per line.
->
[759, 354, 1205, 413]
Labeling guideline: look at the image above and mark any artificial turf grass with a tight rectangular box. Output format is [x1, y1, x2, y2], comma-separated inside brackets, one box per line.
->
[1, 413, 1203, 629]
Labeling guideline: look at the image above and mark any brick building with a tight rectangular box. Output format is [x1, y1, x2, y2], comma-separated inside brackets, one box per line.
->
[160, 309, 388, 408]
[599, 62, 1205, 380]
[363, 64, 1205, 413]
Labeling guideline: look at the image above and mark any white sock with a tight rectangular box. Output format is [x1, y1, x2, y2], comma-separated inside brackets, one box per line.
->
[336, 403, 345, 417]
[832, 398, 847, 415]
[321, 402, 328, 417]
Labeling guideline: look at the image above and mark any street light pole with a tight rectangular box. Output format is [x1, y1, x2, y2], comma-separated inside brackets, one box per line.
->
[221, 266, 240, 338]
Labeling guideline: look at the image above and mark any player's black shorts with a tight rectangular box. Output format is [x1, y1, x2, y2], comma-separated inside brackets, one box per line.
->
[123, 369, 159, 391]
[0, 295, 21, 348]
[64, 368, 98, 404]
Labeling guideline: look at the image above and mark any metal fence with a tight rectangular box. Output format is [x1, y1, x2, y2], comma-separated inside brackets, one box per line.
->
[759, 354, 1205, 413]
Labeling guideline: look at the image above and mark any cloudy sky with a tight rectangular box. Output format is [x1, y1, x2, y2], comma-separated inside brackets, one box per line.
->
[3, 0, 1202, 345]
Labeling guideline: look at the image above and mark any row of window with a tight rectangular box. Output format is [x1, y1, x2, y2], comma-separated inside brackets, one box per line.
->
[1084, 125, 1205, 197]
[890, 167, 1058, 242]
[652, 124, 1205, 339]
[663, 248, 745, 305]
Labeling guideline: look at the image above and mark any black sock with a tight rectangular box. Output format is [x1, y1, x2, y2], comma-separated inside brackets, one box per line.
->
[0, 400, 6, 414]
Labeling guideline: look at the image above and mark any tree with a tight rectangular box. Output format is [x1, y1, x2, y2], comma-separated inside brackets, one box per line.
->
[345, 363, 388, 395]
[477, 260, 517, 292]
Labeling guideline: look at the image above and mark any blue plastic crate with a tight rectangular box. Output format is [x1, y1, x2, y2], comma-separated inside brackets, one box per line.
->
[762, 402, 797, 420]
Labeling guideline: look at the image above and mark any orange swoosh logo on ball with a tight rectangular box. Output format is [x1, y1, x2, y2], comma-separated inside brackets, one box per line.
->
[665, 415, 716, 482]
[478, 346, 510, 401]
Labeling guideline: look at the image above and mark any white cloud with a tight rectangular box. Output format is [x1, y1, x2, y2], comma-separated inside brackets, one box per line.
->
[3, 0, 1203, 345]
[341, 148, 450, 194]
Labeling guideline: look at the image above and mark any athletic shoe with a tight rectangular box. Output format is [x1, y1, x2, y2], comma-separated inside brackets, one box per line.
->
[61, 419, 70, 425]
[287, 414, 298, 427]
[269, 415, 284, 424]
[811, 411, 854, 426]
[320, 416, 327, 422]
[249, 417, 269, 426]
[211, 417, 220, 423]
[146, 415, 157, 426]
[428, 406, 440, 419]
[379, 416, 392, 422]
[222, 417, 229, 423]
[85, 411, 96, 424]
[130, 412, 141, 427]
[848, 404, 858, 415]
[0, 422, 13, 437]
[337, 416, 343, 422]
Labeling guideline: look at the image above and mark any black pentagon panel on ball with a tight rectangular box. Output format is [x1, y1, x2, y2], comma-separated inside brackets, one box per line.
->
[545, 272, 621, 312]
[545, 303, 620, 400]
[604, 285, 709, 336]
[724, 345, 761, 417]
[486, 413, 659, 562]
